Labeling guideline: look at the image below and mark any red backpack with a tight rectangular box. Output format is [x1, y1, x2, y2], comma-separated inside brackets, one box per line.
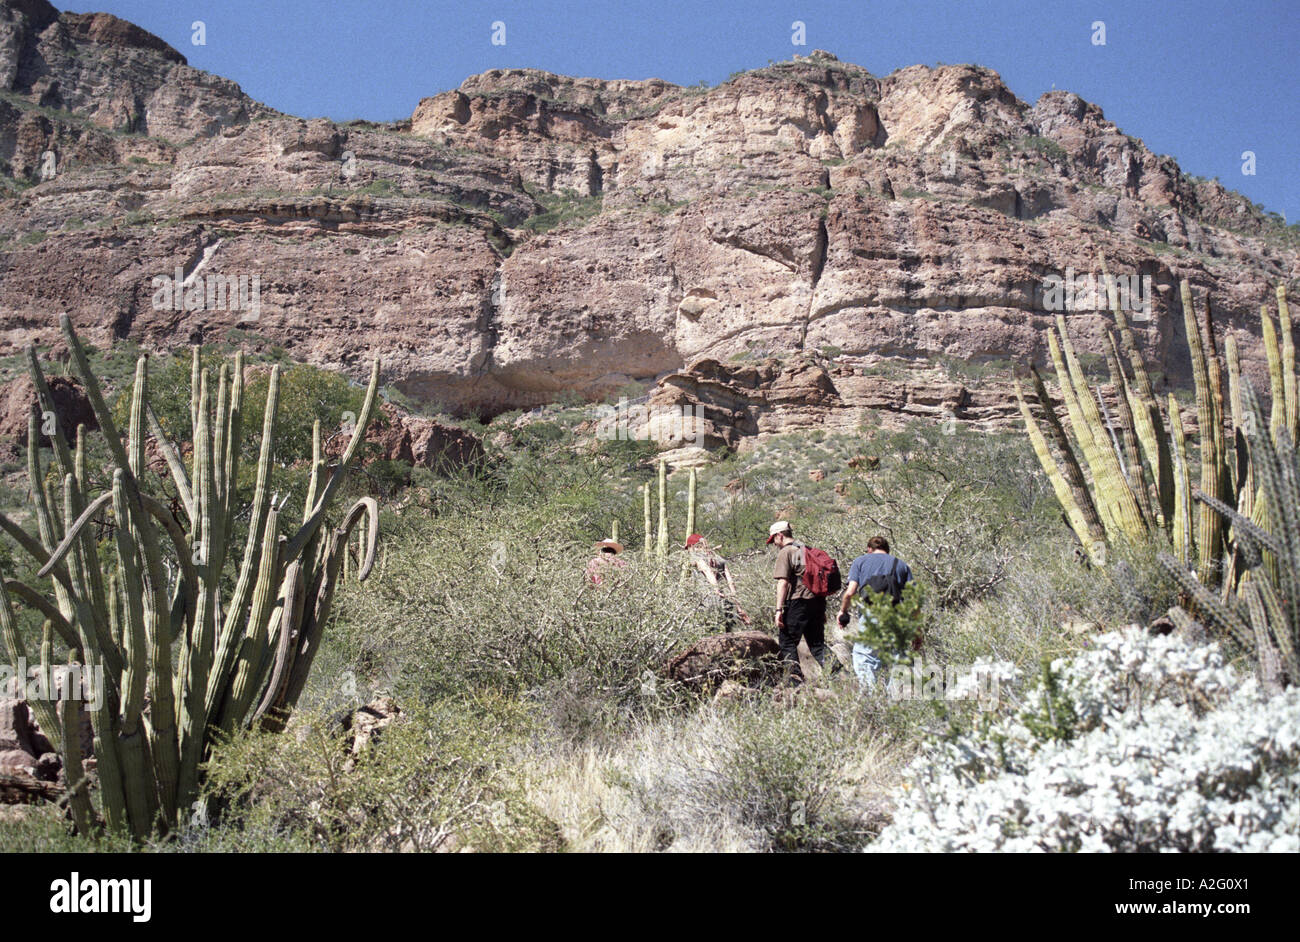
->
[800, 546, 842, 597]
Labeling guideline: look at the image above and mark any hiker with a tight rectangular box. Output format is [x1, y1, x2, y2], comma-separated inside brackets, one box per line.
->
[769, 521, 841, 682]
[835, 535, 913, 687]
[586, 538, 627, 585]
[685, 533, 752, 631]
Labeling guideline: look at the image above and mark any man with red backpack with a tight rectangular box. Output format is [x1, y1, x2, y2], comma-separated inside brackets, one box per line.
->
[767, 521, 841, 683]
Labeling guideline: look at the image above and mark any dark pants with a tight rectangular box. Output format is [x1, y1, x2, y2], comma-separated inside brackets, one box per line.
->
[779, 597, 826, 681]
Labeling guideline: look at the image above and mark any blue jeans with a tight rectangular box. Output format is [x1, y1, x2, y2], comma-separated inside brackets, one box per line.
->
[851, 643, 882, 688]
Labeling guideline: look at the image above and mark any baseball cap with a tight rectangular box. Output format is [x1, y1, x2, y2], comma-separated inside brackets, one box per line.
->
[766, 521, 791, 544]
[684, 533, 704, 549]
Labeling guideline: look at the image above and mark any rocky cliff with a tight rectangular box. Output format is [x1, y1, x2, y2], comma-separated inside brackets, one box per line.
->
[0, 0, 1295, 445]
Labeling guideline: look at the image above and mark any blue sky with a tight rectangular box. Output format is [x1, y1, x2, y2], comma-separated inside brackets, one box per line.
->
[63, 0, 1298, 221]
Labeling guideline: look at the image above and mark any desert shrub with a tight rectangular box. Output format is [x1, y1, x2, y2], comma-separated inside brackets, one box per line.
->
[833, 426, 1055, 609]
[202, 696, 560, 852]
[324, 457, 720, 740]
[849, 581, 924, 668]
[869, 627, 1300, 852]
[587, 692, 893, 852]
[935, 536, 1181, 670]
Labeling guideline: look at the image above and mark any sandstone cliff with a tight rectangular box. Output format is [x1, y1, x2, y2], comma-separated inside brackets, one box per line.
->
[0, 0, 1295, 445]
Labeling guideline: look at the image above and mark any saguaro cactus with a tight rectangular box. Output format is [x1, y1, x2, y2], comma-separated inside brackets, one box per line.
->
[0, 317, 381, 837]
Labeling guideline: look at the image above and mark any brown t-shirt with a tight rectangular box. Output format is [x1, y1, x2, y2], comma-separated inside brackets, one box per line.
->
[773, 543, 814, 601]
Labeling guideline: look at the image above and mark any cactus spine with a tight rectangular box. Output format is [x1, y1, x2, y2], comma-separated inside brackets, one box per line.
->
[0, 319, 382, 836]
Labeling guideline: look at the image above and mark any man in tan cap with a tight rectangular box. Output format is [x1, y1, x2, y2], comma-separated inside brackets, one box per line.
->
[767, 521, 825, 681]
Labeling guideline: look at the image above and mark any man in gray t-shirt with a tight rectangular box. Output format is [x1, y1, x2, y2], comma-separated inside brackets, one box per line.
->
[834, 535, 912, 687]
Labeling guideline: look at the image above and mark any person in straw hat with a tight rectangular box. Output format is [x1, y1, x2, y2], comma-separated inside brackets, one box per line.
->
[586, 537, 628, 585]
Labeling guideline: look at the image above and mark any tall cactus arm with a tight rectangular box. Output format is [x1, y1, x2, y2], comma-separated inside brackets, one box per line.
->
[656, 458, 668, 559]
[0, 578, 63, 756]
[0, 513, 76, 598]
[284, 358, 381, 560]
[1169, 394, 1195, 569]
[112, 474, 158, 838]
[1016, 377, 1104, 557]
[1261, 307, 1288, 441]
[59, 316, 143, 507]
[1180, 282, 1224, 584]
[206, 366, 280, 721]
[276, 498, 379, 720]
[1103, 334, 1153, 520]
[1056, 317, 1149, 537]
[176, 368, 219, 811]
[217, 514, 282, 732]
[209, 364, 231, 581]
[59, 665, 97, 836]
[642, 483, 652, 554]
[303, 420, 323, 525]
[72, 427, 111, 643]
[1046, 331, 1116, 536]
[189, 346, 200, 447]
[35, 491, 114, 579]
[27, 407, 65, 553]
[3, 580, 79, 649]
[1278, 284, 1298, 442]
[251, 560, 305, 728]
[223, 351, 244, 539]
[145, 405, 194, 525]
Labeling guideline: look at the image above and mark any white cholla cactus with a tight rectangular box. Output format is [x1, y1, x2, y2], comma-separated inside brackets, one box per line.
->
[868, 627, 1300, 852]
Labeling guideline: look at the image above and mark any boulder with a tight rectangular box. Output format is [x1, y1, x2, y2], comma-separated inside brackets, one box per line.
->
[664, 630, 783, 691]
[326, 402, 485, 475]
[0, 374, 96, 450]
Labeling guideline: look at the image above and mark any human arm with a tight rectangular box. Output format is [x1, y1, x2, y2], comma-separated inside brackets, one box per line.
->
[775, 576, 790, 627]
[837, 580, 859, 626]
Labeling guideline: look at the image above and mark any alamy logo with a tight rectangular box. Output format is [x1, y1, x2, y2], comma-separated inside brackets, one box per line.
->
[1039, 268, 1152, 322]
[49, 873, 151, 923]
[151, 267, 261, 321]
[593, 397, 705, 447]
[0, 659, 103, 711]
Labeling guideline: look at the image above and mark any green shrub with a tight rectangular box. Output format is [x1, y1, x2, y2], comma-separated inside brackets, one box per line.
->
[202, 696, 560, 852]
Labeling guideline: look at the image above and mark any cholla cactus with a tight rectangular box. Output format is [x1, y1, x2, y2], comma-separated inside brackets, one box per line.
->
[0, 317, 381, 837]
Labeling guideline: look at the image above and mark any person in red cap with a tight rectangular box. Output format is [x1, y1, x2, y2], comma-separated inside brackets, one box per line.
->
[685, 533, 750, 631]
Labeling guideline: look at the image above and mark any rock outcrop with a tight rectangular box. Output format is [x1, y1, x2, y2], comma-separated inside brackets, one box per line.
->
[0, 4, 1295, 445]
[326, 402, 486, 473]
[664, 630, 783, 691]
[0, 372, 94, 450]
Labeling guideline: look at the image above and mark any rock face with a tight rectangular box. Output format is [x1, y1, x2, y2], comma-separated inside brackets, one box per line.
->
[0, 5, 1296, 443]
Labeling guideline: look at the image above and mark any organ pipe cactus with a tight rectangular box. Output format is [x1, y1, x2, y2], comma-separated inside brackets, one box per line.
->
[1160, 379, 1300, 690]
[0, 317, 381, 837]
[1020, 275, 1292, 587]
